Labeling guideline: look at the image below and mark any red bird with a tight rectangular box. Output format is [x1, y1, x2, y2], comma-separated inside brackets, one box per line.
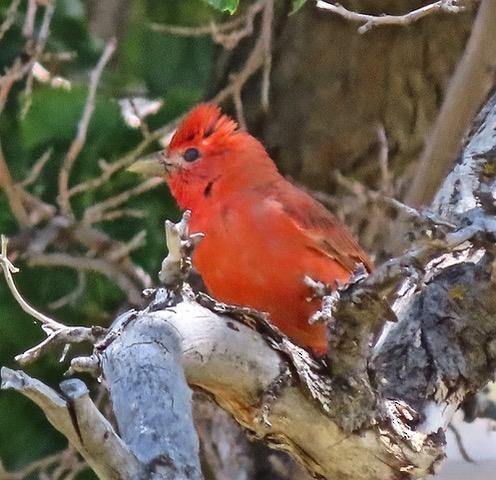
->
[134, 104, 372, 355]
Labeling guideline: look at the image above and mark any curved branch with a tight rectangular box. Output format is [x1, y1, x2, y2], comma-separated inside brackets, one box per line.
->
[316, 0, 469, 34]
[0, 368, 141, 480]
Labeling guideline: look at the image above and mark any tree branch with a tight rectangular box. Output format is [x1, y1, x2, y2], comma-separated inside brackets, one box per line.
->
[316, 0, 470, 34]
[57, 38, 116, 216]
[0, 368, 143, 480]
[0, 142, 30, 227]
[101, 310, 203, 479]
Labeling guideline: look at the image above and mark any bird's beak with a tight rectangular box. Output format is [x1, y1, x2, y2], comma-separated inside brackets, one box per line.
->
[127, 151, 166, 177]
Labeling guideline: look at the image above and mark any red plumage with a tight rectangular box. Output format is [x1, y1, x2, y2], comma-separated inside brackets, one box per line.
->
[163, 104, 372, 355]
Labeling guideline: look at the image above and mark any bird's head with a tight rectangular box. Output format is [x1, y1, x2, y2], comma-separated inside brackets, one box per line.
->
[129, 103, 277, 209]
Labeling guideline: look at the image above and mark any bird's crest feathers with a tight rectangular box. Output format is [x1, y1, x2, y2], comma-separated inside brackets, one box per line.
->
[169, 103, 238, 150]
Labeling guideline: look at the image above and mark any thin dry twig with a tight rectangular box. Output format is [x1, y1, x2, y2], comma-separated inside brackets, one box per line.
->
[448, 424, 476, 464]
[57, 38, 117, 215]
[213, 0, 273, 107]
[316, 0, 469, 34]
[48, 271, 86, 310]
[67, 126, 166, 197]
[0, 0, 55, 113]
[0, 235, 104, 365]
[28, 252, 144, 305]
[150, 0, 265, 50]
[19, 148, 53, 187]
[405, 0, 496, 207]
[19, 0, 57, 117]
[96, 208, 145, 222]
[0, 235, 63, 332]
[0, 141, 30, 227]
[0, 0, 22, 42]
[0, 1, 55, 226]
[0, 235, 106, 347]
[82, 177, 162, 224]
[260, 0, 273, 110]
[233, 88, 247, 130]
[0, 448, 86, 480]
[376, 123, 393, 196]
[22, 0, 37, 38]
[316, 172, 455, 229]
[107, 230, 147, 262]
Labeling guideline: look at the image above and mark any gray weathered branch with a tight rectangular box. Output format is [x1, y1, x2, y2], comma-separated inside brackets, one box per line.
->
[0, 367, 142, 479]
[100, 308, 203, 479]
[1, 308, 203, 480]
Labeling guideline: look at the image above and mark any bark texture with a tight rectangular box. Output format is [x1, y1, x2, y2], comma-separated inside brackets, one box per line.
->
[264, 1, 474, 190]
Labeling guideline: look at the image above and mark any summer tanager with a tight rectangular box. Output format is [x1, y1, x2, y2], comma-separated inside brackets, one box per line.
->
[132, 104, 372, 355]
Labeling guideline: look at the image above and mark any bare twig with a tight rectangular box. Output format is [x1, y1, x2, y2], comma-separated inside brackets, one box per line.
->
[448, 424, 477, 464]
[82, 177, 162, 224]
[19, 148, 53, 187]
[19, 0, 56, 117]
[405, 0, 496, 207]
[260, 0, 273, 110]
[15, 325, 102, 366]
[0, 235, 103, 364]
[16, 188, 56, 224]
[68, 126, 166, 197]
[149, 0, 265, 50]
[28, 252, 144, 305]
[0, 370, 143, 479]
[0, 0, 21, 42]
[22, 0, 37, 38]
[107, 230, 147, 262]
[316, 171, 456, 229]
[316, 0, 469, 34]
[0, 0, 54, 114]
[96, 208, 145, 222]
[376, 124, 392, 196]
[233, 88, 247, 130]
[0, 142, 30, 227]
[0, 2, 55, 223]
[0, 235, 62, 332]
[57, 38, 116, 215]
[213, 0, 273, 107]
[48, 271, 86, 310]
[0, 448, 86, 480]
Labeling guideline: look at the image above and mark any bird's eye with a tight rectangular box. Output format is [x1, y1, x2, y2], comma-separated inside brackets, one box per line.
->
[183, 147, 200, 162]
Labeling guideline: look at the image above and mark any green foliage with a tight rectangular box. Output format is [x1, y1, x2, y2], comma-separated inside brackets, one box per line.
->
[203, 0, 240, 14]
[291, 0, 308, 13]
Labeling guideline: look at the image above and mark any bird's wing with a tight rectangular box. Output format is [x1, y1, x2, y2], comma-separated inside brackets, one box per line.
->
[269, 183, 373, 273]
